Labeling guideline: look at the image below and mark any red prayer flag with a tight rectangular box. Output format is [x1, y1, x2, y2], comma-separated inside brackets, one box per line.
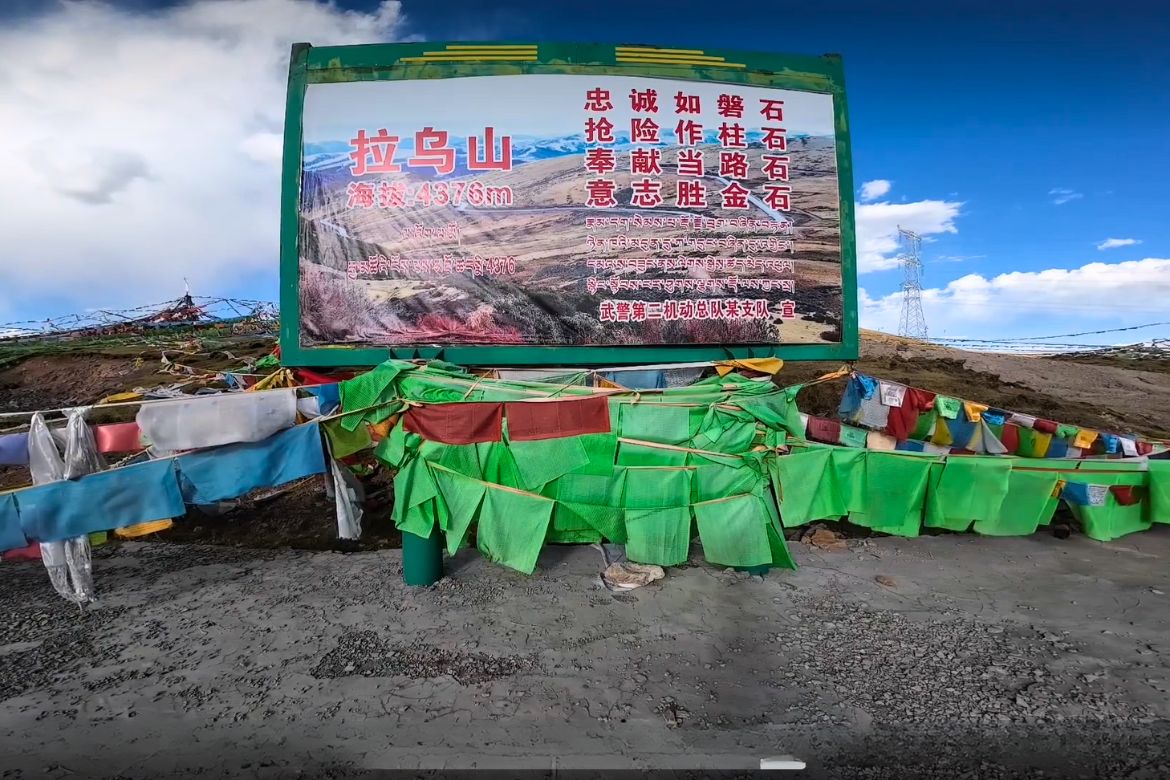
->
[505, 395, 611, 441]
[403, 402, 503, 445]
[1109, 485, 1143, 506]
[94, 422, 143, 454]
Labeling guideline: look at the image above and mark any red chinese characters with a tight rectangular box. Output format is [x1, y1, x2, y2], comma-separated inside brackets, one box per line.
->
[760, 98, 785, 122]
[719, 151, 749, 179]
[584, 148, 617, 175]
[348, 129, 401, 175]
[676, 180, 707, 208]
[674, 92, 701, 114]
[676, 149, 704, 177]
[719, 181, 751, 210]
[762, 154, 790, 181]
[762, 127, 788, 151]
[675, 120, 704, 146]
[780, 300, 797, 319]
[630, 178, 663, 209]
[348, 127, 513, 176]
[763, 184, 792, 212]
[629, 88, 659, 113]
[630, 117, 661, 143]
[630, 148, 663, 176]
[407, 127, 455, 175]
[586, 179, 617, 208]
[467, 127, 512, 171]
[717, 122, 746, 149]
[584, 87, 614, 112]
[346, 181, 375, 208]
[717, 94, 745, 118]
[585, 117, 615, 144]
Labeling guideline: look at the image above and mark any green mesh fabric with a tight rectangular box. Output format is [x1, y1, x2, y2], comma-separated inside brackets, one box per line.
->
[1064, 470, 1151, 542]
[475, 485, 555, 574]
[618, 404, 694, 445]
[324, 418, 373, 459]
[694, 494, 773, 567]
[338, 362, 407, 430]
[1150, 461, 1170, 525]
[624, 507, 692, 566]
[508, 436, 591, 490]
[972, 469, 1059, 536]
[617, 441, 689, 467]
[772, 447, 844, 527]
[621, 467, 692, 509]
[692, 462, 763, 503]
[574, 433, 619, 476]
[851, 452, 932, 538]
[431, 464, 486, 555]
[924, 457, 1012, 532]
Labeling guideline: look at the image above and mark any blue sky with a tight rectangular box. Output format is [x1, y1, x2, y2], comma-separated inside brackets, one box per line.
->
[1, 0, 1167, 343]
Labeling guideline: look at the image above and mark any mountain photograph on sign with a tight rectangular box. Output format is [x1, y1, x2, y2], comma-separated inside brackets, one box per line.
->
[296, 74, 844, 348]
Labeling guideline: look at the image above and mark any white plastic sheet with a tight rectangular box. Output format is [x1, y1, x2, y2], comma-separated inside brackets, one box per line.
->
[136, 389, 297, 452]
[329, 460, 364, 540]
[29, 410, 99, 604]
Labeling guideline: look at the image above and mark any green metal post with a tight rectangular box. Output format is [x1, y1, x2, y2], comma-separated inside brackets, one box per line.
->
[402, 523, 443, 586]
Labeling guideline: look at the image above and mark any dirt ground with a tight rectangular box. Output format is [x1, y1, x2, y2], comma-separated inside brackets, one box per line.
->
[1, 532, 1168, 778]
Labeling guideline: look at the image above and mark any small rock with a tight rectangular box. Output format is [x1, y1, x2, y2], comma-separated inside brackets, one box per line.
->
[875, 575, 897, 587]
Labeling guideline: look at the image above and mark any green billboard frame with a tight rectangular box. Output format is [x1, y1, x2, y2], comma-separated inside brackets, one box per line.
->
[280, 41, 858, 367]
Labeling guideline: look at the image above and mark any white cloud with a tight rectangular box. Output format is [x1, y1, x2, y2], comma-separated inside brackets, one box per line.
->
[1049, 187, 1083, 205]
[859, 179, 891, 202]
[1097, 237, 1141, 251]
[0, 0, 408, 314]
[854, 199, 963, 273]
[861, 258, 1170, 339]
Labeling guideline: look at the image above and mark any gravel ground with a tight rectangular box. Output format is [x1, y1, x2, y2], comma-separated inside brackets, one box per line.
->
[1, 529, 1169, 778]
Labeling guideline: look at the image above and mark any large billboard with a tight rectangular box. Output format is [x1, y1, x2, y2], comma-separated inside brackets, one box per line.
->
[280, 43, 857, 366]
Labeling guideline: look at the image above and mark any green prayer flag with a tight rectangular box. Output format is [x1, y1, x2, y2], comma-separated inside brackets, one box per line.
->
[420, 440, 482, 479]
[1064, 470, 1150, 542]
[839, 424, 869, 449]
[909, 411, 937, 442]
[773, 448, 844, 527]
[935, 396, 961, 420]
[546, 501, 604, 544]
[621, 467, 692, 509]
[559, 500, 626, 543]
[339, 363, 405, 430]
[694, 494, 773, 567]
[765, 522, 797, 570]
[617, 440, 688, 467]
[324, 418, 372, 459]
[1056, 424, 1078, 441]
[1150, 461, 1170, 524]
[736, 392, 804, 437]
[476, 485, 555, 574]
[509, 436, 591, 489]
[855, 451, 931, 537]
[625, 506, 692, 566]
[973, 469, 1059, 536]
[392, 457, 440, 537]
[924, 457, 1011, 532]
[431, 465, 486, 555]
[573, 433, 619, 476]
[692, 408, 758, 453]
[619, 403, 693, 445]
[829, 448, 868, 517]
[475, 441, 523, 486]
[692, 462, 763, 502]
